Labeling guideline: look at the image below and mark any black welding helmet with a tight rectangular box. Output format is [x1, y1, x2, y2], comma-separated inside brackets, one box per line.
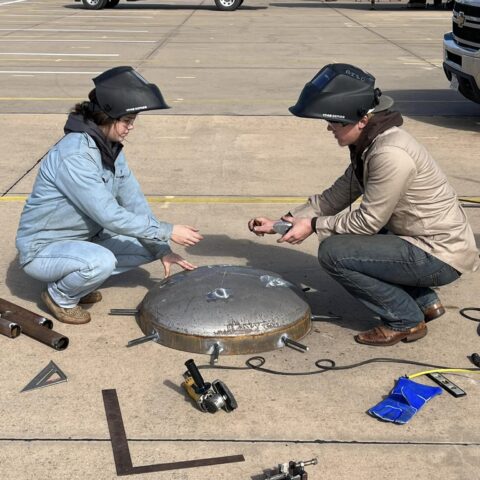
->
[289, 63, 394, 124]
[92, 66, 170, 119]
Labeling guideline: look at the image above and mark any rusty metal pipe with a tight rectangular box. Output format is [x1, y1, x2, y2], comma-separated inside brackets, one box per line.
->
[0, 298, 68, 350]
[0, 298, 53, 328]
[0, 316, 21, 339]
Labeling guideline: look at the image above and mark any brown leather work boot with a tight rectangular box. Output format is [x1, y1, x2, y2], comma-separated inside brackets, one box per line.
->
[79, 290, 103, 304]
[422, 302, 445, 323]
[41, 291, 91, 325]
[354, 321, 427, 346]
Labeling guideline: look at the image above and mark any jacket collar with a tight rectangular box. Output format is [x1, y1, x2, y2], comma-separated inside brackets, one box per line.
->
[64, 113, 123, 171]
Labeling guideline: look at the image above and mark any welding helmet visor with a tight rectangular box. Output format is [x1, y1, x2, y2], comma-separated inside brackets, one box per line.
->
[92, 66, 170, 119]
[289, 63, 393, 124]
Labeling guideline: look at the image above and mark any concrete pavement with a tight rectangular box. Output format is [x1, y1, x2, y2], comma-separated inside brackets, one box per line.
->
[0, 1, 479, 479]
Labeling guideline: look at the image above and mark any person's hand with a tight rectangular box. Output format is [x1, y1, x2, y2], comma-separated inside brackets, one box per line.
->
[277, 215, 314, 245]
[161, 252, 196, 277]
[171, 225, 203, 246]
[248, 217, 276, 236]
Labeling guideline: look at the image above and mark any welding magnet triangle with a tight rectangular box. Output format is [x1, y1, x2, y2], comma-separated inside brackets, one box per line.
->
[21, 360, 68, 392]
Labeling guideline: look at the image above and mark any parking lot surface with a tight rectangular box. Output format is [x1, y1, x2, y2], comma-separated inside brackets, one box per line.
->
[0, 1, 479, 479]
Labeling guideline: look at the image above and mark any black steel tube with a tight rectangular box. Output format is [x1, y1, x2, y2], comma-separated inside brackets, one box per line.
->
[8, 313, 68, 350]
[0, 316, 21, 339]
[0, 298, 68, 350]
[185, 359, 209, 393]
[0, 298, 53, 328]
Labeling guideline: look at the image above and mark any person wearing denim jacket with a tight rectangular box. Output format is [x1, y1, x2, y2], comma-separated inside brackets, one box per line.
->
[16, 66, 203, 325]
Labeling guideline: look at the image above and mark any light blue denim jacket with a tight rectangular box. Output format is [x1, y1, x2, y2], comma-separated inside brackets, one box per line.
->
[16, 132, 172, 266]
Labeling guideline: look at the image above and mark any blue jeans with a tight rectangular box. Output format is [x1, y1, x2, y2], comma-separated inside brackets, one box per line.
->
[23, 233, 156, 308]
[318, 234, 460, 331]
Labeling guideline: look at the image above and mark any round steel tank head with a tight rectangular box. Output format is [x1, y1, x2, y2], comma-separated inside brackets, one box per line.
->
[137, 265, 311, 355]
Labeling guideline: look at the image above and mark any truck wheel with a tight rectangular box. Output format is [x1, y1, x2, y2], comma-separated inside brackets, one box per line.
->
[106, 0, 121, 7]
[214, 0, 242, 10]
[82, 0, 108, 9]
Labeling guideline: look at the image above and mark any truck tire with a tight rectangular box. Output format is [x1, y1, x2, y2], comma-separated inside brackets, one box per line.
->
[214, 0, 242, 10]
[106, 0, 121, 7]
[82, 0, 108, 8]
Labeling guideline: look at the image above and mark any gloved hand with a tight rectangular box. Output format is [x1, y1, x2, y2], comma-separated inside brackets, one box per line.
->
[369, 377, 442, 424]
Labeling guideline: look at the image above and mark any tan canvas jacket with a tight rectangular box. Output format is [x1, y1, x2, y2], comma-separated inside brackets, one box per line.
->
[292, 127, 479, 274]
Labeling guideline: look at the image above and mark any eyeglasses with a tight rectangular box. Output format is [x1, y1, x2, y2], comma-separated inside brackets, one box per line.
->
[328, 121, 349, 127]
[118, 116, 136, 126]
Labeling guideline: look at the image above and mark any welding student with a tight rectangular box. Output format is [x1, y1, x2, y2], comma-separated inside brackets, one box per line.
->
[16, 66, 203, 325]
[248, 63, 479, 346]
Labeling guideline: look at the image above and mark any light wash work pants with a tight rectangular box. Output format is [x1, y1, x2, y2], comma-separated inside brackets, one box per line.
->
[23, 234, 156, 308]
[318, 234, 460, 331]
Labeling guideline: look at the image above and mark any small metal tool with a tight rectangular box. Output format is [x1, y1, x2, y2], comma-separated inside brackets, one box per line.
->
[21, 361, 67, 392]
[182, 359, 237, 413]
[273, 220, 293, 235]
[265, 458, 318, 480]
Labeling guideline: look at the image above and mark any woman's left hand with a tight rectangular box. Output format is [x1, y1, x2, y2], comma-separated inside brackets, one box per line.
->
[277, 215, 314, 245]
[161, 252, 196, 277]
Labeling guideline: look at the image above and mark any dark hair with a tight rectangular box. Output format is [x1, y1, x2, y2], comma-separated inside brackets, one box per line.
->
[71, 89, 115, 127]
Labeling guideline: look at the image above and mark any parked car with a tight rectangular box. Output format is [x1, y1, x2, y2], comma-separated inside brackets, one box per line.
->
[443, 0, 480, 103]
[76, 0, 244, 11]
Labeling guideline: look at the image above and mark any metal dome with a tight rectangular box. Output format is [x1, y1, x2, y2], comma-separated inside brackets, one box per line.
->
[136, 265, 311, 356]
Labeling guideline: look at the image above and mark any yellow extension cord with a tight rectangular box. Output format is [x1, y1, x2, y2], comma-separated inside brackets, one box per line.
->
[408, 368, 480, 380]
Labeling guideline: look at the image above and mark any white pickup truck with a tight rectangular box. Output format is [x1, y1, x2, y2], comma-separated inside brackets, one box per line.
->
[76, 0, 243, 11]
[443, 0, 480, 103]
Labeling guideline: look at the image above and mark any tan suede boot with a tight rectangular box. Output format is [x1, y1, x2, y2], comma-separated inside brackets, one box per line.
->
[41, 291, 91, 324]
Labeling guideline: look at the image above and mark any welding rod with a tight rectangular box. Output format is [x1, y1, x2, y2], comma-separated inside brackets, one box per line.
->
[282, 336, 309, 352]
[126, 331, 159, 347]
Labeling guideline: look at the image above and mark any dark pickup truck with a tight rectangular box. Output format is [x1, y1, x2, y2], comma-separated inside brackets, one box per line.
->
[76, 0, 244, 11]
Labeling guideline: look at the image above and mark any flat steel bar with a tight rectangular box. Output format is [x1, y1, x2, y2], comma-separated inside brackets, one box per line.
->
[102, 389, 134, 476]
[131, 454, 246, 474]
[102, 389, 245, 477]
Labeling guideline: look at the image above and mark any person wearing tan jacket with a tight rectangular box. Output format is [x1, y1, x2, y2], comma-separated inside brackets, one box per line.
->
[248, 63, 479, 346]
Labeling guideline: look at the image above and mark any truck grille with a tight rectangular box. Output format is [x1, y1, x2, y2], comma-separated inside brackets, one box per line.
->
[453, 0, 480, 16]
[453, 22, 480, 46]
[452, 2, 480, 48]
[446, 50, 462, 66]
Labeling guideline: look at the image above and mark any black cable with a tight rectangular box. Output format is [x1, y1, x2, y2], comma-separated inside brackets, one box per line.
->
[199, 355, 480, 377]
[459, 308, 480, 322]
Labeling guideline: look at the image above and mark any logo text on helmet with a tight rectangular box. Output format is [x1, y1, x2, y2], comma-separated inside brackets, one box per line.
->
[345, 69, 370, 82]
[126, 105, 148, 112]
[322, 113, 346, 119]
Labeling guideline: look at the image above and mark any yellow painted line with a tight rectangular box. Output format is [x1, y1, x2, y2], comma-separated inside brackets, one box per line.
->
[0, 97, 82, 101]
[1, 195, 306, 204]
[0, 97, 289, 105]
[4, 195, 480, 205]
[146, 196, 305, 204]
